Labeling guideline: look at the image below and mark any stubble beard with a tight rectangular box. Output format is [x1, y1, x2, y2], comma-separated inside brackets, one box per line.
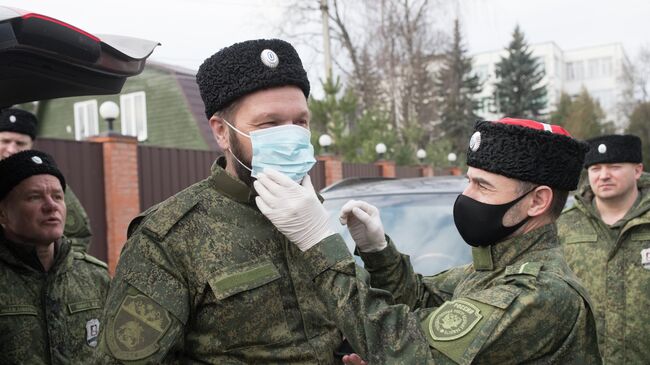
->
[229, 133, 255, 188]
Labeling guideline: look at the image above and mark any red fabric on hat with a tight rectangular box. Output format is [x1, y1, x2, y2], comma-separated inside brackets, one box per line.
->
[497, 118, 572, 137]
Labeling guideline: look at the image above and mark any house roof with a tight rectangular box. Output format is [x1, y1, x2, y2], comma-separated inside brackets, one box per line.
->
[147, 61, 220, 152]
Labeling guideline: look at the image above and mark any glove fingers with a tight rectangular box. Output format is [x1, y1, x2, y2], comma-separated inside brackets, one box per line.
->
[253, 180, 277, 208]
[263, 168, 295, 187]
[351, 207, 373, 225]
[357, 200, 380, 217]
[255, 196, 272, 216]
[339, 199, 360, 225]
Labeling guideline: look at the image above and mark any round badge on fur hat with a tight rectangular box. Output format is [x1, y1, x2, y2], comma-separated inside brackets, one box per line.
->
[260, 49, 279, 68]
[598, 144, 607, 154]
[469, 131, 481, 152]
[584, 134, 642, 168]
[0, 108, 38, 140]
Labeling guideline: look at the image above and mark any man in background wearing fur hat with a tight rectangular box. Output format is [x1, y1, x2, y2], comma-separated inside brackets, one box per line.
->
[0, 107, 93, 253]
[557, 134, 649, 364]
[256, 118, 602, 364]
[97, 39, 347, 364]
[0, 150, 109, 364]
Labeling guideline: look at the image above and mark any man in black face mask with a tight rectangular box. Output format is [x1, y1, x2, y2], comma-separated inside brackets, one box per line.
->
[255, 118, 603, 364]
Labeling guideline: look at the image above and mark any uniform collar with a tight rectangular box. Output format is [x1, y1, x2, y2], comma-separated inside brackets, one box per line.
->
[472, 224, 558, 271]
[0, 230, 71, 273]
[208, 156, 257, 205]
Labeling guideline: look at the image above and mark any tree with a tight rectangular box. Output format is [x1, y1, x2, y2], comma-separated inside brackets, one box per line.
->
[435, 18, 481, 154]
[626, 101, 650, 169]
[551, 89, 612, 139]
[493, 25, 547, 118]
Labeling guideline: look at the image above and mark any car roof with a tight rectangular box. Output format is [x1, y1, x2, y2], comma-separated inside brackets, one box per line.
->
[0, 6, 159, 107]
[320, 176, 468, 200]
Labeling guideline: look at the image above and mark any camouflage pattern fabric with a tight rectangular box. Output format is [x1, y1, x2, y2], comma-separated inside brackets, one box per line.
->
[64, 186, 93, 253]
[557, 172, 650, 364]
[299, 224, 602, 364]
[0, 234, 110, 364]
[96, 157, 343, 364]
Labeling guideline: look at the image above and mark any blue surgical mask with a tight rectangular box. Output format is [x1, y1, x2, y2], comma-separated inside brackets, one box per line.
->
[224, 120, 316, 182]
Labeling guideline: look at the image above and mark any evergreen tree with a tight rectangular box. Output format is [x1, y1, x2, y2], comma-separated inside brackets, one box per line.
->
[436, 19, 482, 153]
[627, 101, 650, 169]
[493, 25, 547, 117]
[550, 89, 611, 139]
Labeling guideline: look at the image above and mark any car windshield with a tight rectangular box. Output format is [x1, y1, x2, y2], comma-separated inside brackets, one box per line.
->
[323, 192, 472, 276]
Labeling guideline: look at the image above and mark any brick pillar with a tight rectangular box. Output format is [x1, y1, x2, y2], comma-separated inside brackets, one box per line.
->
[449, 166, 462, 176]
[88, 135, 140, 275]
[375, 160, 396, 178]
[317, 154, 343, 186]
[420, 165, 434, 177]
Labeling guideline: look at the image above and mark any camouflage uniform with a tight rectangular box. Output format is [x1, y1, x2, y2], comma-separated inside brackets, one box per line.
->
[96, 157, 343, 364]
[299, 224, 602, 364]
[557, 172, 650, 363]
[0, 233, 110, 364]
[64, 187, 93, 253]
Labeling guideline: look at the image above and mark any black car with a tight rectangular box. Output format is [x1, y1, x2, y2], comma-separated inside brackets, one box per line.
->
[0, 6, 158, 107]
[321, 176, 472, 276]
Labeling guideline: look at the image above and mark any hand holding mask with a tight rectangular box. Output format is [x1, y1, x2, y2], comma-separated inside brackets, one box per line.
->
[254, 169, 334, 251]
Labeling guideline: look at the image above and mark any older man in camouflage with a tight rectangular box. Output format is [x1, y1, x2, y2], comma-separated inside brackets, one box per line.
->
[557, 134, 649, 364]
[256, 118, 602, 364]
[0, 150, 110, 364]
[96, 39, 347, 363]
[0, 108, 93, 252]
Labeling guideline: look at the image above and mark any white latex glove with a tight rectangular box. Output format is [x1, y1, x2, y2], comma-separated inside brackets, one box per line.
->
[254, 169, 335, 251]
[339, 200, 387, 252]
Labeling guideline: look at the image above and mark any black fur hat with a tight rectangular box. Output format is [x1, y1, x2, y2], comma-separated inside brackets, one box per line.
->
[584, 134, 642, 168]
[0, 108, 38, 140]
[196, 39, 310, 119]
[0, 150, 65, 201]
[466, 118, 589, 191]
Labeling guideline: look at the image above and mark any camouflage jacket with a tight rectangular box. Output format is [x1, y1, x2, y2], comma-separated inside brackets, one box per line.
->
[299, 224, 602, 364]
[557, 172, 650, 364]
[0, 233, 110, 364]
[96, 157, 343, 364]
[64, 186, 93, 253]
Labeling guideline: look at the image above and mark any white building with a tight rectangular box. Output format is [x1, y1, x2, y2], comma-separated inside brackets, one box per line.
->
[472, 42, 629, 129]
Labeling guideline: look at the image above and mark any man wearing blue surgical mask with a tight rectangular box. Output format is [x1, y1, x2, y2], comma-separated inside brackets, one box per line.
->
[96, 39, 348, 364]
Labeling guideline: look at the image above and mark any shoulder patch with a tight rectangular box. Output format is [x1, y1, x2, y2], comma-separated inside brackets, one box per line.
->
[107, 293, 172, 361]
[505, 262, 542, 278]
[420, 298, 499, 364]
[141, 184, 209, 241]
[74, 252, 108, 270]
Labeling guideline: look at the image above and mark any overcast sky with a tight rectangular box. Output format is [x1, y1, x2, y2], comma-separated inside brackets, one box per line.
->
[4, 0, 649, 94]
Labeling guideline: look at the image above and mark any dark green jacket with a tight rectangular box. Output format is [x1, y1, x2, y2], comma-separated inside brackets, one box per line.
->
[64, 187, 92, 253]
[96, 157, 343, 364]
[299, 224, 602, 364]
[557, 172, 650, 364]
[0, 234, 110, 364]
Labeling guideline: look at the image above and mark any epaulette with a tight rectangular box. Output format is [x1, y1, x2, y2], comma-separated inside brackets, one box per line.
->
[504, 261, 543, 278]
[73, 251, 108, 270]
[140, 184, 209, 241]
[127, 203, 162, 238]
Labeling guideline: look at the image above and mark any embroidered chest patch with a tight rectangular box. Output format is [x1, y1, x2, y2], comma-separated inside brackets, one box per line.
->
[641, 247, 650, 270]
[428, 299, 483, 341]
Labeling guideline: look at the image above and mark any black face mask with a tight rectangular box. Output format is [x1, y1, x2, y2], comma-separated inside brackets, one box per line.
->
[453, 189, 534, 247]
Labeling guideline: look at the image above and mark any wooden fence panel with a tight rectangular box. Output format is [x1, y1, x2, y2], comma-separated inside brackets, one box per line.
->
[342, 162, 382, 178]
[395, 165, 423, 178]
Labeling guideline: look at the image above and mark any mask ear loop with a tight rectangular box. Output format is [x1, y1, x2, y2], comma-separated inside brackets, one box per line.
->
[222, 118, 253, 172]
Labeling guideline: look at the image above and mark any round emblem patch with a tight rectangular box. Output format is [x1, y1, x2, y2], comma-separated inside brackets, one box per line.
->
[9, 115, 16, 123]
[260, 49, 279, 68]
[31, 156, 43, 164]
[598, 143, 607, 154]
[469, 131, 481, 152]
[428, 299, 483, 341]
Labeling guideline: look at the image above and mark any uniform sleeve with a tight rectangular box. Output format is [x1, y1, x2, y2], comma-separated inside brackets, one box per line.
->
[96, 233, 189, 364]
[301, 235, 600, 365]
[63, 187, 93, 252]
[359, 236, 464, 309]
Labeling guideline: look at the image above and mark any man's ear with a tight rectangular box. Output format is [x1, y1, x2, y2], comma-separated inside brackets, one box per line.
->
[527, 186, 553, 217]
[634, 163, 643, 180]
[209, 116, 230, 151]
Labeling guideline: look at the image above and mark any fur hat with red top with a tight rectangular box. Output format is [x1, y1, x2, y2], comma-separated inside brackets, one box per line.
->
[466, 118, 589, 191]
